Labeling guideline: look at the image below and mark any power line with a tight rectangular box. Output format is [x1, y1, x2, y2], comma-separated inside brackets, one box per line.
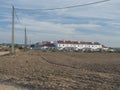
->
[15, 0, 110, 11]
[14, 8, 24, 26]
[9, 0, 25, 26]
[9, 0, 110, 26]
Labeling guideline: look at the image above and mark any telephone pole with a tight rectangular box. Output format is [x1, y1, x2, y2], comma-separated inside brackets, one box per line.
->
[24, 27, 27, 51]
[11, 5, 15, 54]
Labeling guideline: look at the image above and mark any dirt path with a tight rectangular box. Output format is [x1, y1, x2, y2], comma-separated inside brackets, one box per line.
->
[0, 52, 10, 56]
[0, 84, 28, 90]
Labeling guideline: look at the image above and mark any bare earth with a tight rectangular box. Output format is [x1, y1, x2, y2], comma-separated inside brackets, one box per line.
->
[0, 84, 28, 90]
[0, 51, 10, 56]
[0, 50, 120, 90]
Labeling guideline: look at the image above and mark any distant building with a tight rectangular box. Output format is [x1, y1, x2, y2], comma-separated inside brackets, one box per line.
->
[102, 45, 109, 51]
[35, 41, 55, 50]
[56, 40, 104, 51]
[35, 40, 108, 51]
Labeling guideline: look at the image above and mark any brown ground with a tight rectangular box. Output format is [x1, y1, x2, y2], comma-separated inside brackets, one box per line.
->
[0, 51, 10, 56]
[0, 50, 120, 90]
[0, 84, 28, 90]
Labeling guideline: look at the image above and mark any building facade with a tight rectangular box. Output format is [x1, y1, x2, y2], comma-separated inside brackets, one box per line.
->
[56, 40, 107, 51]
[35, 40, 108, 51]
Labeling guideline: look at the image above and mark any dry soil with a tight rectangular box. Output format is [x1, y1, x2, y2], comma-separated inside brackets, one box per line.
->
[0, 50, 120, 90]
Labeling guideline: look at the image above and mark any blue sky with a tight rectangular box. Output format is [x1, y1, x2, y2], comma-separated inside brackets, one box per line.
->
[0, 0, 120, 47]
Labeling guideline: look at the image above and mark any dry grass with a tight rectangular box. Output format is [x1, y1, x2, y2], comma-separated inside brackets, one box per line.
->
[0, 50, 120, 90]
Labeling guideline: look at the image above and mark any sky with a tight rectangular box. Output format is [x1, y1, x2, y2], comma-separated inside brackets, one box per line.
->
[0, 0, 120, 47]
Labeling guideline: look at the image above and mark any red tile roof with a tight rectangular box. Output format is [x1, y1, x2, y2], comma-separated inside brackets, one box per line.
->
[102, 45, 108, 48]
[57, 40, 101, 45]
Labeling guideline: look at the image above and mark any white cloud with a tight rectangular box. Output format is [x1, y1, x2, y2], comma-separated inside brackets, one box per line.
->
[111, 22, 120, 27]
[64, 23, 102, 29]
[15, 19, 75, 34]
[12, 18, 104, 35]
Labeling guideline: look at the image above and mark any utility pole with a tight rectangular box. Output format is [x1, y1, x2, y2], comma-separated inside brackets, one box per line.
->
[29, 40, 31, 49]
[24, 27, 27, 51]
[11, 5, 15, 54]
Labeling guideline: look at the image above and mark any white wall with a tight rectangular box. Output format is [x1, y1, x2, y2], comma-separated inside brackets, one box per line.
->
[57, 43, 103, 50]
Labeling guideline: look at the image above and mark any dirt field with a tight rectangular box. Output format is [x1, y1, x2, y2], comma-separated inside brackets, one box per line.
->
[0, 50, 120, 90]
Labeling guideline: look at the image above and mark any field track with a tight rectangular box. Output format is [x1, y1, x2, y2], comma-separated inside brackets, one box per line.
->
[0, 51, 9, 56]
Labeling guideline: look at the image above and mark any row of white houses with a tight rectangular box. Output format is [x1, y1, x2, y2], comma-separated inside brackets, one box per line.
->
[56, 40, 108, 51]
[35, 40, 108, 51]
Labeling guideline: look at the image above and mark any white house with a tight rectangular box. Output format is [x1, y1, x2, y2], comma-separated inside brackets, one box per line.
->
[56, 40, 106, 51]
[34, 40, 108, 51]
